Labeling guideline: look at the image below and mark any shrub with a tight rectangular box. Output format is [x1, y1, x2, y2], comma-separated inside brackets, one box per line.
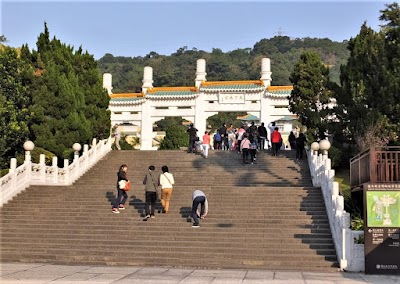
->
[327, 144, 342, 169]
[159, 125, 189, 150]
[112, 135, 134, 150]
[15, 147, 56, 166]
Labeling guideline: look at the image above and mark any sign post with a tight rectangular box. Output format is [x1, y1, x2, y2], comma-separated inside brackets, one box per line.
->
[364, 184, 400, 275]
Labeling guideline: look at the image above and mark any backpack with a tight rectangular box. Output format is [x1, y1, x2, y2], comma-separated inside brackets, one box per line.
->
[271, 131, 281, 143]
[214, 132, 221, 142]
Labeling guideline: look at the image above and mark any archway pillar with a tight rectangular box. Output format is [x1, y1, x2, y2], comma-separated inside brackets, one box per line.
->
[194, 96, 207, 137]
[140, 100, 154, 150]
[260, 94, 275, 137]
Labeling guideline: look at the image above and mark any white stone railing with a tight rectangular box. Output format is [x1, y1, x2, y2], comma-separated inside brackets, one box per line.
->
[0, 138, 112, 207]
[308, 148, 365, 272]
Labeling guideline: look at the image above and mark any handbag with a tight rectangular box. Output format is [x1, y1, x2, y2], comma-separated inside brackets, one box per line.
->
[118, 180, 131, 191]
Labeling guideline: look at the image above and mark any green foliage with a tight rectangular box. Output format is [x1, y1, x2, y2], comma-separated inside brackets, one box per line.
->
[97, 37, 349, 91]
[15, 147, 56, 165]
[156, 117, 186, 131]
[336, 168, 362, 218]
[351, 216, 365, 243]
[327, 144, 342, 169]
[1, 23, 110, 166]
[337, 3, 400, 149]
[351, 217, 364, 231]
[336, 168, 365, 244]
[289, 51, 332, 139]
[0, 169, 8, 177]
[159, 125, 188, 150]
[27, 23, 110, 159]
[113, 136, 135, 150]
[207, 112, 247, 132]
[0, 46, 34, 168]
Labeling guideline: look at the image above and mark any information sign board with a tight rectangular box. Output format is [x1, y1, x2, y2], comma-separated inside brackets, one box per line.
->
[364, 186, 400, 275]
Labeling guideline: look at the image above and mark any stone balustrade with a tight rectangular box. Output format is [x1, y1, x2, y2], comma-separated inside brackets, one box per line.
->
[308, 149, 365, 272]
[0, 138, 112, 207]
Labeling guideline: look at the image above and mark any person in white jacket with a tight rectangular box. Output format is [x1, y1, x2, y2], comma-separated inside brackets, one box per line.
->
[191, 189, 208, 228]
[159, 165, 175, 214]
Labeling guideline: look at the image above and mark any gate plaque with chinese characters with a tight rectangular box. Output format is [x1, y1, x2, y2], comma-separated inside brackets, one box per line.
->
[219, 93, 245, 104]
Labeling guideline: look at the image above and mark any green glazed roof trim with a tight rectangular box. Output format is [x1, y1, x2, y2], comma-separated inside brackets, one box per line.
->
[267, 90, 292, 95]
[146, 91, 198, 96]
[110, 97, 145, 102]
[200, 84, 264, 91]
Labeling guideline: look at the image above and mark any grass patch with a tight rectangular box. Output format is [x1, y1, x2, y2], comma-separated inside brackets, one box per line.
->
[335, 169, 351, 196]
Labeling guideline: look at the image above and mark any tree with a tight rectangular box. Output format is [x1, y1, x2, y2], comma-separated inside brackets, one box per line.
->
[29, 24, 110, 160]
[159, 125, 188, 150]
[289, 51, 332, 139]
[155, 117, 186, 131]
[338, 22, 398, 149]
[379, 3, 400, 127]
[0, 46, 34, 167]
[207, 112, 246, 132]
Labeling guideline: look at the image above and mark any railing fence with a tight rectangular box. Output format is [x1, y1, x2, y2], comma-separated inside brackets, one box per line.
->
[0, 138, 112, 207]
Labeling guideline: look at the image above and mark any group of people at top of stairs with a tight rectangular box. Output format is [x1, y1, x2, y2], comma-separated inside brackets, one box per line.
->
[187, 122, 270, 160]
[187, 121, 308, 163]
[112, 164, 208, 228]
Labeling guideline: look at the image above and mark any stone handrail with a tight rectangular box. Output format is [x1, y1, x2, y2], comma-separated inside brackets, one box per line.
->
[0, 138, 112, 207]
[308, 150, 365, 272]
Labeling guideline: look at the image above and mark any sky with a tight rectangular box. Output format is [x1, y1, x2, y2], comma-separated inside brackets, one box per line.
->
[1, 0, 390, 59]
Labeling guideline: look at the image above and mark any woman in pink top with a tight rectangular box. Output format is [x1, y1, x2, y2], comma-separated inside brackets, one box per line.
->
[240, 133, 251, 164]
[202, 131, 211, 158]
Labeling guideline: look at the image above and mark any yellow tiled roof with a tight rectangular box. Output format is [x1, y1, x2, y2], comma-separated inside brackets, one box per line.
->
[146, 86, 198, 94]
[267, 86, 293, 91]
[202, 80, 264, 86]
[110, 93, 144, 98]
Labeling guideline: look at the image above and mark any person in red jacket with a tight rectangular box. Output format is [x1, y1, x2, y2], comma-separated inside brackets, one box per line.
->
[271, 127, 282, 156]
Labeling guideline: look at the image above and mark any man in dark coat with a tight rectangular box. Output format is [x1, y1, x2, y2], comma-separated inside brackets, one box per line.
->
[218, 123, 228, 151]
[187, 123, 198, 153]
[257, 122, 268, 150]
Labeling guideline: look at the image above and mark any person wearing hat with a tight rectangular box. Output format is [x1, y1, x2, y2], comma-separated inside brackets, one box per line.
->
[112, 124, 121, 150]
[186, 123, 198, 153]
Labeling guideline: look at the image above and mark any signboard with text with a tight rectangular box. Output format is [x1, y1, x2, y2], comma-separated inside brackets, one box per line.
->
[219, 93, 245, 104]
[364, 185, 400, 275]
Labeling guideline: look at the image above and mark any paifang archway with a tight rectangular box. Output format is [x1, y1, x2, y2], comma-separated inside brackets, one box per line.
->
[105, 58, 294, 150]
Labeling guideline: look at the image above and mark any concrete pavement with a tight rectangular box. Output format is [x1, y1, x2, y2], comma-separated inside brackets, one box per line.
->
[1, 263, 400, 284]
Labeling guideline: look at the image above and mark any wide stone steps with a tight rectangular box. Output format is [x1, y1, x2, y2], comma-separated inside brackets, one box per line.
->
[0, 245, 336, 260]
[2, 239, 335, 251]
[0, 253, 338, 271]
[0, 150, 338, 271]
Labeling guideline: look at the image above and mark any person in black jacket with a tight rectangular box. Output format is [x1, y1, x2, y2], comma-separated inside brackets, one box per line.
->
[257, 122, 268, 150]
[295, 133, 307, 161]
[187, 123, 198, 153]
[289, 131, 296, 150]
[218, 123, 228, 150]
[112, 164, 129, 213]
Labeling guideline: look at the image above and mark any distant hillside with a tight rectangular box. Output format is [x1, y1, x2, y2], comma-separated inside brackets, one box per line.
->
[97, 36, 349, 93]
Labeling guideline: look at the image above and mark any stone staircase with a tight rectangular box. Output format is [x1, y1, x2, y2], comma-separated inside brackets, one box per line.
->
[0, 150, 339, 271]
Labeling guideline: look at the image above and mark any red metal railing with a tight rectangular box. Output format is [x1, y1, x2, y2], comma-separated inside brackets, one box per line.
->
[350, 146, 400, 190]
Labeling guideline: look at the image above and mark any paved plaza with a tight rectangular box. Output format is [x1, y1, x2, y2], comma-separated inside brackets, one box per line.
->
[1, 263, 400, 284]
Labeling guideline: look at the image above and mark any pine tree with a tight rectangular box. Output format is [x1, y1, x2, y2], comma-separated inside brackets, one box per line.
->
[288, 51, 331, 139]
[29, 24, 110, 160]
[0, 46, 34, 167]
